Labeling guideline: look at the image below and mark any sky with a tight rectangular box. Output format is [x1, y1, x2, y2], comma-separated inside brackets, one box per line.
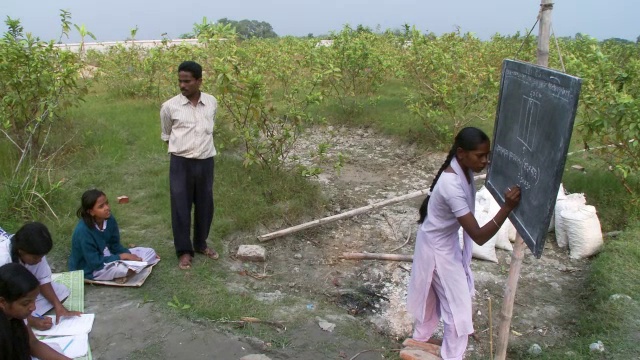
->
[0, 0, 637, 43]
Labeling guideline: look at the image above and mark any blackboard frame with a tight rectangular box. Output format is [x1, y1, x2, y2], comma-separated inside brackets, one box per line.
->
[486, 59, 582, 258]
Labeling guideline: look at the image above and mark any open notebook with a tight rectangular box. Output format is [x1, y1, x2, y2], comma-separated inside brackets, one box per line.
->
[41, 334, 90, 358]
[45, 271, 92, 360]
[33, 314, 95, 336]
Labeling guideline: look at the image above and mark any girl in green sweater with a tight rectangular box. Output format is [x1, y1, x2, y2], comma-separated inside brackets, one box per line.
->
[69, 189, 159, 282]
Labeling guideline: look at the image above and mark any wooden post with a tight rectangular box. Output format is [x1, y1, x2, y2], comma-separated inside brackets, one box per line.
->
[494, 2, 553, 359]
[493, 234, 526, 359]
[537, 0, 553, 67]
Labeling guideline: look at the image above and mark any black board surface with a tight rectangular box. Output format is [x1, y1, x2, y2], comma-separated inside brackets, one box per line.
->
[486, 59, 582, 258]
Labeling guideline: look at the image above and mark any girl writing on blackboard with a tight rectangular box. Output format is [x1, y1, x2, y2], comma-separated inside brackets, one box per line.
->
[0, 263, 71, 360]
[406, 127, 521, 359]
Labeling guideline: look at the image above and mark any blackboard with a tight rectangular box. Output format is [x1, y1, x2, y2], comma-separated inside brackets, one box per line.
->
[486, 59, 582, 258]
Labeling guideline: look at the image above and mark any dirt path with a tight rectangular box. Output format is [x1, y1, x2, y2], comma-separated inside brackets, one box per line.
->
[86, 126, 591, 359]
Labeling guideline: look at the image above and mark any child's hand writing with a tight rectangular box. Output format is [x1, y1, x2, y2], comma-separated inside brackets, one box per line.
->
[29, 314, 53, 330]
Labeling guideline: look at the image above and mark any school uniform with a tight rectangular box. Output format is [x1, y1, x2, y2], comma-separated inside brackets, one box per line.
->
[0, 230, 70, 316]
[69, 216, 158, 280]
[406, 157, 476, 360]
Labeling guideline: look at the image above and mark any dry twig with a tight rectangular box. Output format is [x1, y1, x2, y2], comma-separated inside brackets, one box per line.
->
[390, 223, 413, 252]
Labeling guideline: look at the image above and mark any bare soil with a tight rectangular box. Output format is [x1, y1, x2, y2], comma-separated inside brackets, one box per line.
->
[84, 126, 590, 359]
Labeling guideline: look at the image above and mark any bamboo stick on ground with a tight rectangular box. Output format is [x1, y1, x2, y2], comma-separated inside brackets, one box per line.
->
[339, 252, 413, 262]
[258, 189, 429, 242]
[258, 175, 486, 242]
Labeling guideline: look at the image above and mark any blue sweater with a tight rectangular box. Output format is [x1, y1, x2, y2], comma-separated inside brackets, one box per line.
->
[69, 216, 131, 279]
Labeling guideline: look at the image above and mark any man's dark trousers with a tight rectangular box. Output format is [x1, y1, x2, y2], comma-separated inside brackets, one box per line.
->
[169, 154, 214, 257]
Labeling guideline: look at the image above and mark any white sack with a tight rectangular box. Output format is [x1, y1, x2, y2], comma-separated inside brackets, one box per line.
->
[548, 183, 568, 232]
[459, 205, 498, 263]
[507, 219, 517, 242]
[486, 189, 513, 251]
[554, 193, 586, 248]
[562, 205, 603, 259]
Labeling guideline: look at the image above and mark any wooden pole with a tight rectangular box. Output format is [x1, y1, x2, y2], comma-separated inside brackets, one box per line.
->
[494, 234, 526, 359]
[257, 174, 487, 242]
[257, 188, 429, 242]
[494, 3, 553, 359]
[536, 0, 553, 67]
[489, 297, 494, 359]
[338, 252, 413, 262]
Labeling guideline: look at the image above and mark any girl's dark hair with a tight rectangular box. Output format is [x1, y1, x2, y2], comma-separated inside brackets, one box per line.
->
[417, 127, 490, 224]
[0, 263, 39, 360]
[10, 222, 53, 262]
[77, 189, 106, 228]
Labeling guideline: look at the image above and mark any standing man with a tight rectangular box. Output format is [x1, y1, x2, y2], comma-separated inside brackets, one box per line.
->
[161, 61, 219, 270]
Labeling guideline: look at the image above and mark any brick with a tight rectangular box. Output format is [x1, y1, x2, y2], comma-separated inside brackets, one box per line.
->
[399, 349, 441, 360]
[402, 338, 441, 357]
[237, 245, 266, 262]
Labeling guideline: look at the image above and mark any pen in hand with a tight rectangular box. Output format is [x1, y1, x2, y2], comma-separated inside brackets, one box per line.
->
[32, 312, 54, 330]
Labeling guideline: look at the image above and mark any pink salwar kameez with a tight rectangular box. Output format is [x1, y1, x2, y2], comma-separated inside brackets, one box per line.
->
[407, 157, 476, 360]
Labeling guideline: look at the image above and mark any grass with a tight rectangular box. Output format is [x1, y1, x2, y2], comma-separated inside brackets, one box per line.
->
[563, 153, 640, 231]
[508, 225, 640, 359]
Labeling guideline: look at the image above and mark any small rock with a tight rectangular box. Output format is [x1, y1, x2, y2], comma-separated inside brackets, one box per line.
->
[239, 355, 272, 360]
[316, 317, 335, 332]
[288, 282, 296, 288]
[237, 245, 266, 262]
[557, 265, 567, 272]
[609, 294, 632, 301]
[293, 253, 303, 259]
[589, 340, 605, 352]
[571, 164, 585, 172]
[528, 343, 542, 355]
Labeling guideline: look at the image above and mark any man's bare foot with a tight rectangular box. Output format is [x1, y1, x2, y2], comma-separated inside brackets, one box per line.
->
[179, 254, 192, 269]
[196, 247, 219, 260]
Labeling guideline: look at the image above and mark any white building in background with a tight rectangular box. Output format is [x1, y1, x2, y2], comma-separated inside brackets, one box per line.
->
[315, 39, 334, 47]
[53, 38, 201, 53]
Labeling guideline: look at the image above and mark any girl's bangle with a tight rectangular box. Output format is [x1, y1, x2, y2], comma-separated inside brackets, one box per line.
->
[492, 218, 500, 228]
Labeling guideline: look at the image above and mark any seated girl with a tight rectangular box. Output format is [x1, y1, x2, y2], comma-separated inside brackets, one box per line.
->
[69, 189, 159, 282]
[0, 222, 81, 330]
[0, 263, 71, 360]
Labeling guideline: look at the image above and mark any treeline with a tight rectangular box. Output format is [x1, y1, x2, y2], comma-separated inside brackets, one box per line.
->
[180, 17, 277, 40]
